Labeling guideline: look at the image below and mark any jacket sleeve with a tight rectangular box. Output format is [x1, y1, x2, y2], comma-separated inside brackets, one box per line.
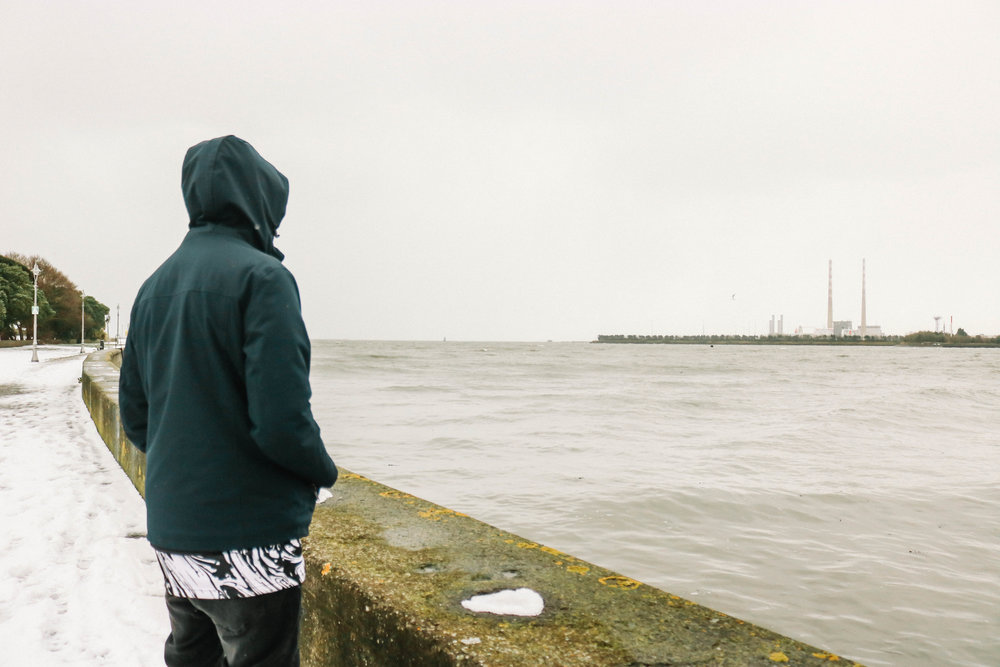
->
[118, 331, 149, 453]
[242, 264, 338, 488]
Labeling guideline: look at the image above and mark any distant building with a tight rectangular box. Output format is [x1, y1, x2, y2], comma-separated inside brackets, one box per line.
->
[796, 324, 884, 338]
[863, 325, 883, 338]
[817, 258, 886, 338]
[833, 320, 853, 337]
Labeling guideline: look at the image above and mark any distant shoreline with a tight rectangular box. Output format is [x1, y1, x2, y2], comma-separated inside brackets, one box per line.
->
[593, 334, 1000, 348]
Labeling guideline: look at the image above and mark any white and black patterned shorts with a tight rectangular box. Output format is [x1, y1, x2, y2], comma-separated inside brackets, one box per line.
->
[154, 539, 305, 600]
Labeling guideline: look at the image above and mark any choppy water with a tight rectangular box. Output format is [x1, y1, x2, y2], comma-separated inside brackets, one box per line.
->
[309, 340, 999, 666]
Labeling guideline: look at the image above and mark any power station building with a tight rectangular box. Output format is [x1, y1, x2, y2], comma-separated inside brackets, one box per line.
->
[795, 259, 883, 338]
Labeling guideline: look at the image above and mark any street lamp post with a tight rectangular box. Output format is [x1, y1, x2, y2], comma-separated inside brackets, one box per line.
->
[80, 290, 86, 353]
[31, 263, 40, 362]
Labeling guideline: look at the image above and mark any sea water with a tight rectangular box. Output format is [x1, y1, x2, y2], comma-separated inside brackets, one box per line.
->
[309, 340, 999, 667]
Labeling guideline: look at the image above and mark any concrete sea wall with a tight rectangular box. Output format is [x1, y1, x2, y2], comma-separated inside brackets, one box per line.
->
[82, 349, 861, 666]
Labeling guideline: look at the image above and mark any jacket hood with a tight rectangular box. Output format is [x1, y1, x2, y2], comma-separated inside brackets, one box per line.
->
[182, 135, 289, 261]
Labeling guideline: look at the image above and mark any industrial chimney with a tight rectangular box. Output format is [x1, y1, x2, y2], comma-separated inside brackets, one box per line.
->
[827, 260, 834, 330]
[860, 258, 867, 339]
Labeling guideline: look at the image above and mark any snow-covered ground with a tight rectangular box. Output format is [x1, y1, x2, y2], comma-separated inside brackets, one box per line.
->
[0, 345, 167, 665]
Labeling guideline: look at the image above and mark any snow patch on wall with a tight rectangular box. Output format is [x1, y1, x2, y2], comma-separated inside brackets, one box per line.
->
[461, 588, 544, 617]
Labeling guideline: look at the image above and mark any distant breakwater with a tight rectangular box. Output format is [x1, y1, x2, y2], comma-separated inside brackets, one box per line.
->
[594, 334, 1000, 347]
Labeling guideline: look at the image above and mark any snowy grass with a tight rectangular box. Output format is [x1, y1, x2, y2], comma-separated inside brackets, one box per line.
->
[0, 346, 167, 665]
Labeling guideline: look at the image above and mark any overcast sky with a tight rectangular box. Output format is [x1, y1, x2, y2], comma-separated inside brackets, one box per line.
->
[2, 1, 997, 341]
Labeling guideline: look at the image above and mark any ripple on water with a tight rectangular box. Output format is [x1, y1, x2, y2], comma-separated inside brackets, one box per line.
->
[312, 341, 1000, 666]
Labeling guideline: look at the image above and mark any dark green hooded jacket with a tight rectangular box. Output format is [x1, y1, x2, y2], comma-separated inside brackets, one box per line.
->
[119, 135, 337, 552]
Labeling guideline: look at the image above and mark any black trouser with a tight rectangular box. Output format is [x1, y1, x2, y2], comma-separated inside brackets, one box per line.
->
[164, 586, 302, 667]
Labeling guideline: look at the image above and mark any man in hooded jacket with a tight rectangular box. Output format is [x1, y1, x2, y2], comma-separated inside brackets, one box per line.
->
[120, 135, 337, 667]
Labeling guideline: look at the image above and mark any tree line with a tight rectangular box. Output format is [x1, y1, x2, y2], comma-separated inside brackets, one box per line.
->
[901, 329, 1000, 346]
[595, 334, 900, 345]
[0, 253, 110, 343]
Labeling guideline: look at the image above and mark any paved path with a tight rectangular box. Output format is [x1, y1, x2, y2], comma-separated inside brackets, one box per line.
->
[0, 346, 166, 666]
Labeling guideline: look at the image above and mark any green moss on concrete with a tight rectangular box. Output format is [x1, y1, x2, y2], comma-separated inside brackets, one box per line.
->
[81, 351, 864, 666]
[300, 472, 862, 666]
[82, 350, 145, 496]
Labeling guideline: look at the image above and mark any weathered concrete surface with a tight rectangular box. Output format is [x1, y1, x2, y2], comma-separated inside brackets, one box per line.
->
[82, 350, 863, 666]
[81, 349, 145, 496]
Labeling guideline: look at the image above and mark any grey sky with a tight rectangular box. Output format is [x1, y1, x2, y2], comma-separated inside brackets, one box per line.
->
[2, 1, 997, 340]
